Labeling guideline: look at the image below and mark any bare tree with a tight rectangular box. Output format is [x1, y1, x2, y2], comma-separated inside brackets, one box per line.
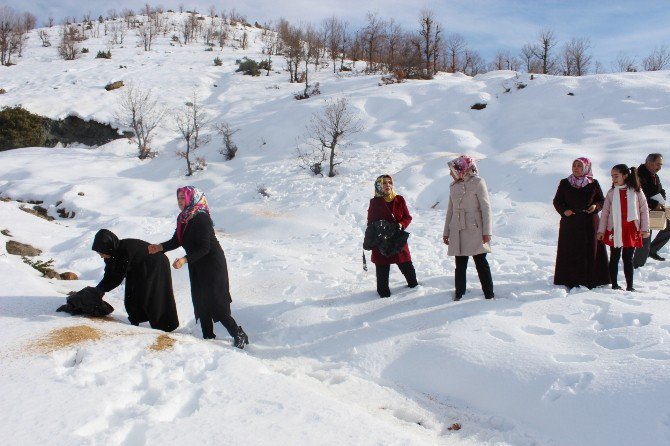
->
[642, 45, 670, 71]
[261, 24, 278, 75]
[22, 12, 37, 31]
[57, 23, 81, 60]
[137, 16, 158, 51]
[279, 21, 303, 83]
[216, 122, 239, 160]
[384, 19, 403, 72]
[0, 6, 18, 65]
[47, 16, 54, 27]
[38, 29, 51, 47]
[175, 93, 209, 176]
[520, 43, 535, 73]
[418, 9, 441, 78]
[463, 48, 486, 76]
[298, 98, 363, 177]
[614, 52, 637, 72]
[362, 12, 384, 73]
[322, 15, 344, 73]
[444, 33, 466, 73]
[107, 9, 118, 20]
[115, 83, 165, 159]
[561, 37, 591, 76]
[530, 28, 557, 74]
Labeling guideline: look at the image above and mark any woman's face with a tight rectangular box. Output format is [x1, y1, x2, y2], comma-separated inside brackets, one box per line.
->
[98, 252, 110, 259]
[572, 160, 585, 177]
[381, 178, 393, 195]
[177, 191, 186, 211]
[611, 169, 627, 186]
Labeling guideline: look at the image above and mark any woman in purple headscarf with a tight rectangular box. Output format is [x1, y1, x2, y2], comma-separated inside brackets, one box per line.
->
[553, 158, 610, 290]
[149, 186, 248, 348]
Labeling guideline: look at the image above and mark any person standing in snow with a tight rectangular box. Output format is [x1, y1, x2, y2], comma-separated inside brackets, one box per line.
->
[442, 155, 494, 300]
[597, 165, 650, 291]
[633, 153, 669, 267]
[366, 174, 418, 298]
[148, 186, 248, 348]
[552, 158, 610, 290]
[92, 229, 179, 332]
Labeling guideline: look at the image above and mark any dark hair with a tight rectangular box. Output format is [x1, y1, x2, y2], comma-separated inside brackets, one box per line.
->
[646, 153, 663, 163]
[611, 164, 641, 191]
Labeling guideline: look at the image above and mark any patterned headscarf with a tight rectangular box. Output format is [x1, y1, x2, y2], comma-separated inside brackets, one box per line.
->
[567, 157, 594, 189]
[448, 155, 478, 180]
[176, 186, 210, 242]
[374, 175, 397, 202]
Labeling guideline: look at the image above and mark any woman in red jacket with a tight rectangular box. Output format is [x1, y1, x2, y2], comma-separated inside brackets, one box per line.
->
[367, 174, 418, 297]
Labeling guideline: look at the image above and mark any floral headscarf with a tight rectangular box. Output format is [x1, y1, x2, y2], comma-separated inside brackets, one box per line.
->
[567, 157, 594, 189]
[448, 155, 478, 180]
[374, 174, 397, 202]
[176, 186, 210, 242]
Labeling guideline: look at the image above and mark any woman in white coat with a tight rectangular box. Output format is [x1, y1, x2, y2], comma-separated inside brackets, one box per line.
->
[442, 155, 494, 300]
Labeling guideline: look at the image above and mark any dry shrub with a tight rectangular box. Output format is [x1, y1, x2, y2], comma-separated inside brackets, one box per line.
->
[149, 334, 176, 351]
[32, 325, 101, 352]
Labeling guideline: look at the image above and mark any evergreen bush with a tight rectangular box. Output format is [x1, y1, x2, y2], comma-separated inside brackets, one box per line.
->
[96, 50, 112, 59]
[0, 107, 47, 151]
[235, 57, 261, 76]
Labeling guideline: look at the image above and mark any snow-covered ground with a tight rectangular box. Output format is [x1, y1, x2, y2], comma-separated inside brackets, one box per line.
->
[2, 15, 670, 445]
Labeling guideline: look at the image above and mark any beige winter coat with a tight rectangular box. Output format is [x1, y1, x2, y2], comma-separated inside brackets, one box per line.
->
[443, 175, 493, 256]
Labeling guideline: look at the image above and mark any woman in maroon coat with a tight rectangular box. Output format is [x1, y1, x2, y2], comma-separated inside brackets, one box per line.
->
[553, 157, 610, 290]
[367, 174, 418, 297]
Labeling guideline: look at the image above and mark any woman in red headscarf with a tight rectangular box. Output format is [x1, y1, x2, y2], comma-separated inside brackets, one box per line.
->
[553, 157, 610, 290]
[148, 186, 248, 348]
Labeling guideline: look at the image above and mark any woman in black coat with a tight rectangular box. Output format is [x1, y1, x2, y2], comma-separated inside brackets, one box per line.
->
[553, 157, 610, 289]
[92, 229, 179, 332]
[148, 186, 248, 348]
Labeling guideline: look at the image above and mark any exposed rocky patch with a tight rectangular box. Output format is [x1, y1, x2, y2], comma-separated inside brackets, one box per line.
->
[6, 240, 42, 256]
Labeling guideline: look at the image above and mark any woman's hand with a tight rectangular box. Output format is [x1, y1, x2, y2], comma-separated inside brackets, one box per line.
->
[483, 235, 492, 244]
[148, 244, 163, 254]
[442, 236, 449, 245]
[586, 205, 597, 214]
[596, 232, 604, 241]
[642, 231, 650, 238]
[564, 210, 575, 217]
[172, 257, 187, 269]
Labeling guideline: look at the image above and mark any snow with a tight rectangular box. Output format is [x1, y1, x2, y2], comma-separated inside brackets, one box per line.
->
[2, 15, 670, 445]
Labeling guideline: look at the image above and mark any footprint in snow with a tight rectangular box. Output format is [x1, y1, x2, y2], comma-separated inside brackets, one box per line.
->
[595, 335, 635, 350]
[488, 330, 515, 343]
[521, 325, 555, 336]
[635, 350, 670, 360]
[552, 353, 597, 363]
[542, 372, 595, 401]
[546, 314, 570, 324]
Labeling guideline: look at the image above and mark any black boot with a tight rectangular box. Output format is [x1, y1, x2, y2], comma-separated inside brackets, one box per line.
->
[234, 326, 249, 349]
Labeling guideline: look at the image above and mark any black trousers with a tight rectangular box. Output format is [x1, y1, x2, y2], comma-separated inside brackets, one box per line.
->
[610, 246, 635, 289]
[200, 308, 239, 339]
[375, 261, 418, 297]
[455, 253, 494, 298]
[633, 221, 670, 267]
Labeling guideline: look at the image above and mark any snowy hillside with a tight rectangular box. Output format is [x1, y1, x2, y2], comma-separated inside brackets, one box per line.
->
[2, 15, 670, 446]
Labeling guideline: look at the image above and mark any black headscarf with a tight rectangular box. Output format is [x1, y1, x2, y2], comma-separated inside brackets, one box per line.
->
[92, 229, 120, 255]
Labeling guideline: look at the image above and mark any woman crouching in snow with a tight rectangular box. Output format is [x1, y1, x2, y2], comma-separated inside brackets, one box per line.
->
[148, 186, 248, 348]
[597, 164, 650, 291]
[92, 229, 179, 332]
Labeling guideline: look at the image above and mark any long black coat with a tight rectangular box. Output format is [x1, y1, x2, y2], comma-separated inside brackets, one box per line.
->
[95, 234, 179, 332]
[552, 179, 610, 288]
[161, 213, 232, 323]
